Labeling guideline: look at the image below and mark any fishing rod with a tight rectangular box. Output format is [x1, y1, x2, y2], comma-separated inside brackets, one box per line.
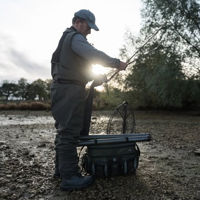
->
[106, 26, 165, 83]
[81, 26, 166, 136]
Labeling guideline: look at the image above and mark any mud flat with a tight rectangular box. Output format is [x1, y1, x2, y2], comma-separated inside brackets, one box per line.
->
[0, 110, 200, 200]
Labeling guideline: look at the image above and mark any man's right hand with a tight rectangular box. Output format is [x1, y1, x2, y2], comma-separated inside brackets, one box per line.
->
[118, 61, 128, 71]
[93, 74, 107, 87]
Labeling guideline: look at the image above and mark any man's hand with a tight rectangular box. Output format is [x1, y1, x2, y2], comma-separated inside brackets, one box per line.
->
[93, 74, 107, 87]
[118, 61, 128, 71]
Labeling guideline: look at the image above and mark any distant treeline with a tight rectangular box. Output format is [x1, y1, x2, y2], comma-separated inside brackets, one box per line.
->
[0, 78, 121, 110]
[0, 77, 200, 111]
[0, 78, 51, 102]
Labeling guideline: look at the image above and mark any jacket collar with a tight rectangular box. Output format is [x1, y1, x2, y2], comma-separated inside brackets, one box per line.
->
[69, 26, 87, 39]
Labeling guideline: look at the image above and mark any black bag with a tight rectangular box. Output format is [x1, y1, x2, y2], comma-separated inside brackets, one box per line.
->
[81, 142, 140, 177]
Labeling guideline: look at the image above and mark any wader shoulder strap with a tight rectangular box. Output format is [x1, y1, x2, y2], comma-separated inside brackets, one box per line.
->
[51, 29, 78, 64]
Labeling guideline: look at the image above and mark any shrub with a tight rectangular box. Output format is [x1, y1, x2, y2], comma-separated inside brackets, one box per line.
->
[0, 101, 50, 110]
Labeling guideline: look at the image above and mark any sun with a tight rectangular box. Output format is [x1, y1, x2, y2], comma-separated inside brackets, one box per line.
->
[92, 64, 110, 75]
[91, 64, 112, 91]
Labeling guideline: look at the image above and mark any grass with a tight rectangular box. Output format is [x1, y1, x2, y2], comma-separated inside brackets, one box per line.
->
[0, 101, 51, 110]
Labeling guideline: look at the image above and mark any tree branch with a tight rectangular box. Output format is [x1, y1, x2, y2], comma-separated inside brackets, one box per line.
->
[172, 25, 200, 57]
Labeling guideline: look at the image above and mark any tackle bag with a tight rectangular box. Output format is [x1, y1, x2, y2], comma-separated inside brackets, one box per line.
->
[81, 142, 140, 177]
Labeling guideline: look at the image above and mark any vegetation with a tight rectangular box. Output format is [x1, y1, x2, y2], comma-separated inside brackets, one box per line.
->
[118, 0, 200, 109]
[0, 78, 52, 102]
[0, 101, 50, 110]
[1, 0, 200, 110]
[0, 78, 52, 110]
[0, 78, 124, 110]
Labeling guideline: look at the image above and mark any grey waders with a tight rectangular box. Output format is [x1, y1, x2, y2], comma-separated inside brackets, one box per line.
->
[51, 82, 94, 190]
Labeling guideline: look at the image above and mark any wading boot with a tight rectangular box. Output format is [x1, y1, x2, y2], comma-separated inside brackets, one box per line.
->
[60, 175, 94, 191]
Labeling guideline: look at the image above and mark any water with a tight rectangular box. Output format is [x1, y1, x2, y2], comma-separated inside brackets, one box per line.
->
[0, 114, 54, 126]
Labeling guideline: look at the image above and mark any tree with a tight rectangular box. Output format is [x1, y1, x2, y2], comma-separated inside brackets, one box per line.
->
[0, 81, 18, 102]
[123, 42, 186, 108]
[31, 79, 48, 101]
[141, 0, 200, 77]
[25, 83, 36, 101]
[17, 78, 28, 100]
[118, 0, 200, 109]
[45, 79, 52, 100]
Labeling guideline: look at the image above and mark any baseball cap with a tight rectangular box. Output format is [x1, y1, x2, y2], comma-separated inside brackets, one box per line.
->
[74, 9, 99, 31]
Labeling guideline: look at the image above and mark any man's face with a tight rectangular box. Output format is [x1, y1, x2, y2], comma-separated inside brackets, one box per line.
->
[75, 20, 91, 37]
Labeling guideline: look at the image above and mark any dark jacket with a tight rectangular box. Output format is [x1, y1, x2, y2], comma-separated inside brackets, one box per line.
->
[51, 27, 92, 85]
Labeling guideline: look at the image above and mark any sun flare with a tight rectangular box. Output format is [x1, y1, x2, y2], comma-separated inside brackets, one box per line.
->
[92, 64, 110, 75]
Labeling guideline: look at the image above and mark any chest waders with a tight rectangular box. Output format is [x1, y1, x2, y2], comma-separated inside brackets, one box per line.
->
[51, 28, 90, 179]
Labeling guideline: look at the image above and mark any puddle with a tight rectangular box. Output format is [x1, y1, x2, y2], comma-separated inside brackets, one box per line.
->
[0, 115, 54, 126]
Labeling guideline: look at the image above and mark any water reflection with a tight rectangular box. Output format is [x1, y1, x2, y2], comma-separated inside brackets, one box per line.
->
[0, 115, 54, 126]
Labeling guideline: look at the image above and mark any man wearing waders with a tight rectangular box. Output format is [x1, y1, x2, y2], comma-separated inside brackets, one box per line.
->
[51, 9, 127, 190]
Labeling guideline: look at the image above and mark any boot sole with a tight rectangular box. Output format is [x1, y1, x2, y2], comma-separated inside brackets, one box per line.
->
[60, 178, 94, 191]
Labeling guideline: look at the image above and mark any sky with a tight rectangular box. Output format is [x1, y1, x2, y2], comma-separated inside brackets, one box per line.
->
[0, 0, 142, 83]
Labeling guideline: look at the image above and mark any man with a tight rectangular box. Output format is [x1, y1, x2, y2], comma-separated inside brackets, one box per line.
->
[51, 9, 127, 191]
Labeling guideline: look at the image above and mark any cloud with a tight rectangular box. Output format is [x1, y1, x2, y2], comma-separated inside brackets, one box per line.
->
[8, 48, 48, 76]
[0, 33, 50, 82]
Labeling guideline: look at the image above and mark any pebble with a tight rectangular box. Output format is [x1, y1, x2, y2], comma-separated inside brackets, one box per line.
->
[37, 143, 46, 148]
[23, 149, 29, 155]
[194, 149, 200, 156]
[29, 151, 35, 157]
[0, 144, 9, 150]
[0, 140, 6, 145]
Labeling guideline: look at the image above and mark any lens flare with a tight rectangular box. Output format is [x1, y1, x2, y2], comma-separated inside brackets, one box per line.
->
[92, 64, 110, 75]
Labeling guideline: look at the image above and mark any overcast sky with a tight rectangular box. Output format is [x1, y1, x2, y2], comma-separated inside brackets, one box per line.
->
[0, 0, 142, 83]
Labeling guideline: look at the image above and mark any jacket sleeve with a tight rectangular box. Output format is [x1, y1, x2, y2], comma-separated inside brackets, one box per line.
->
[71, 34, 120, 68]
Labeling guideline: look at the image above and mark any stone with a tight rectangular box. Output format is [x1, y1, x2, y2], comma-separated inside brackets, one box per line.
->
[194, 149, 200, 156]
